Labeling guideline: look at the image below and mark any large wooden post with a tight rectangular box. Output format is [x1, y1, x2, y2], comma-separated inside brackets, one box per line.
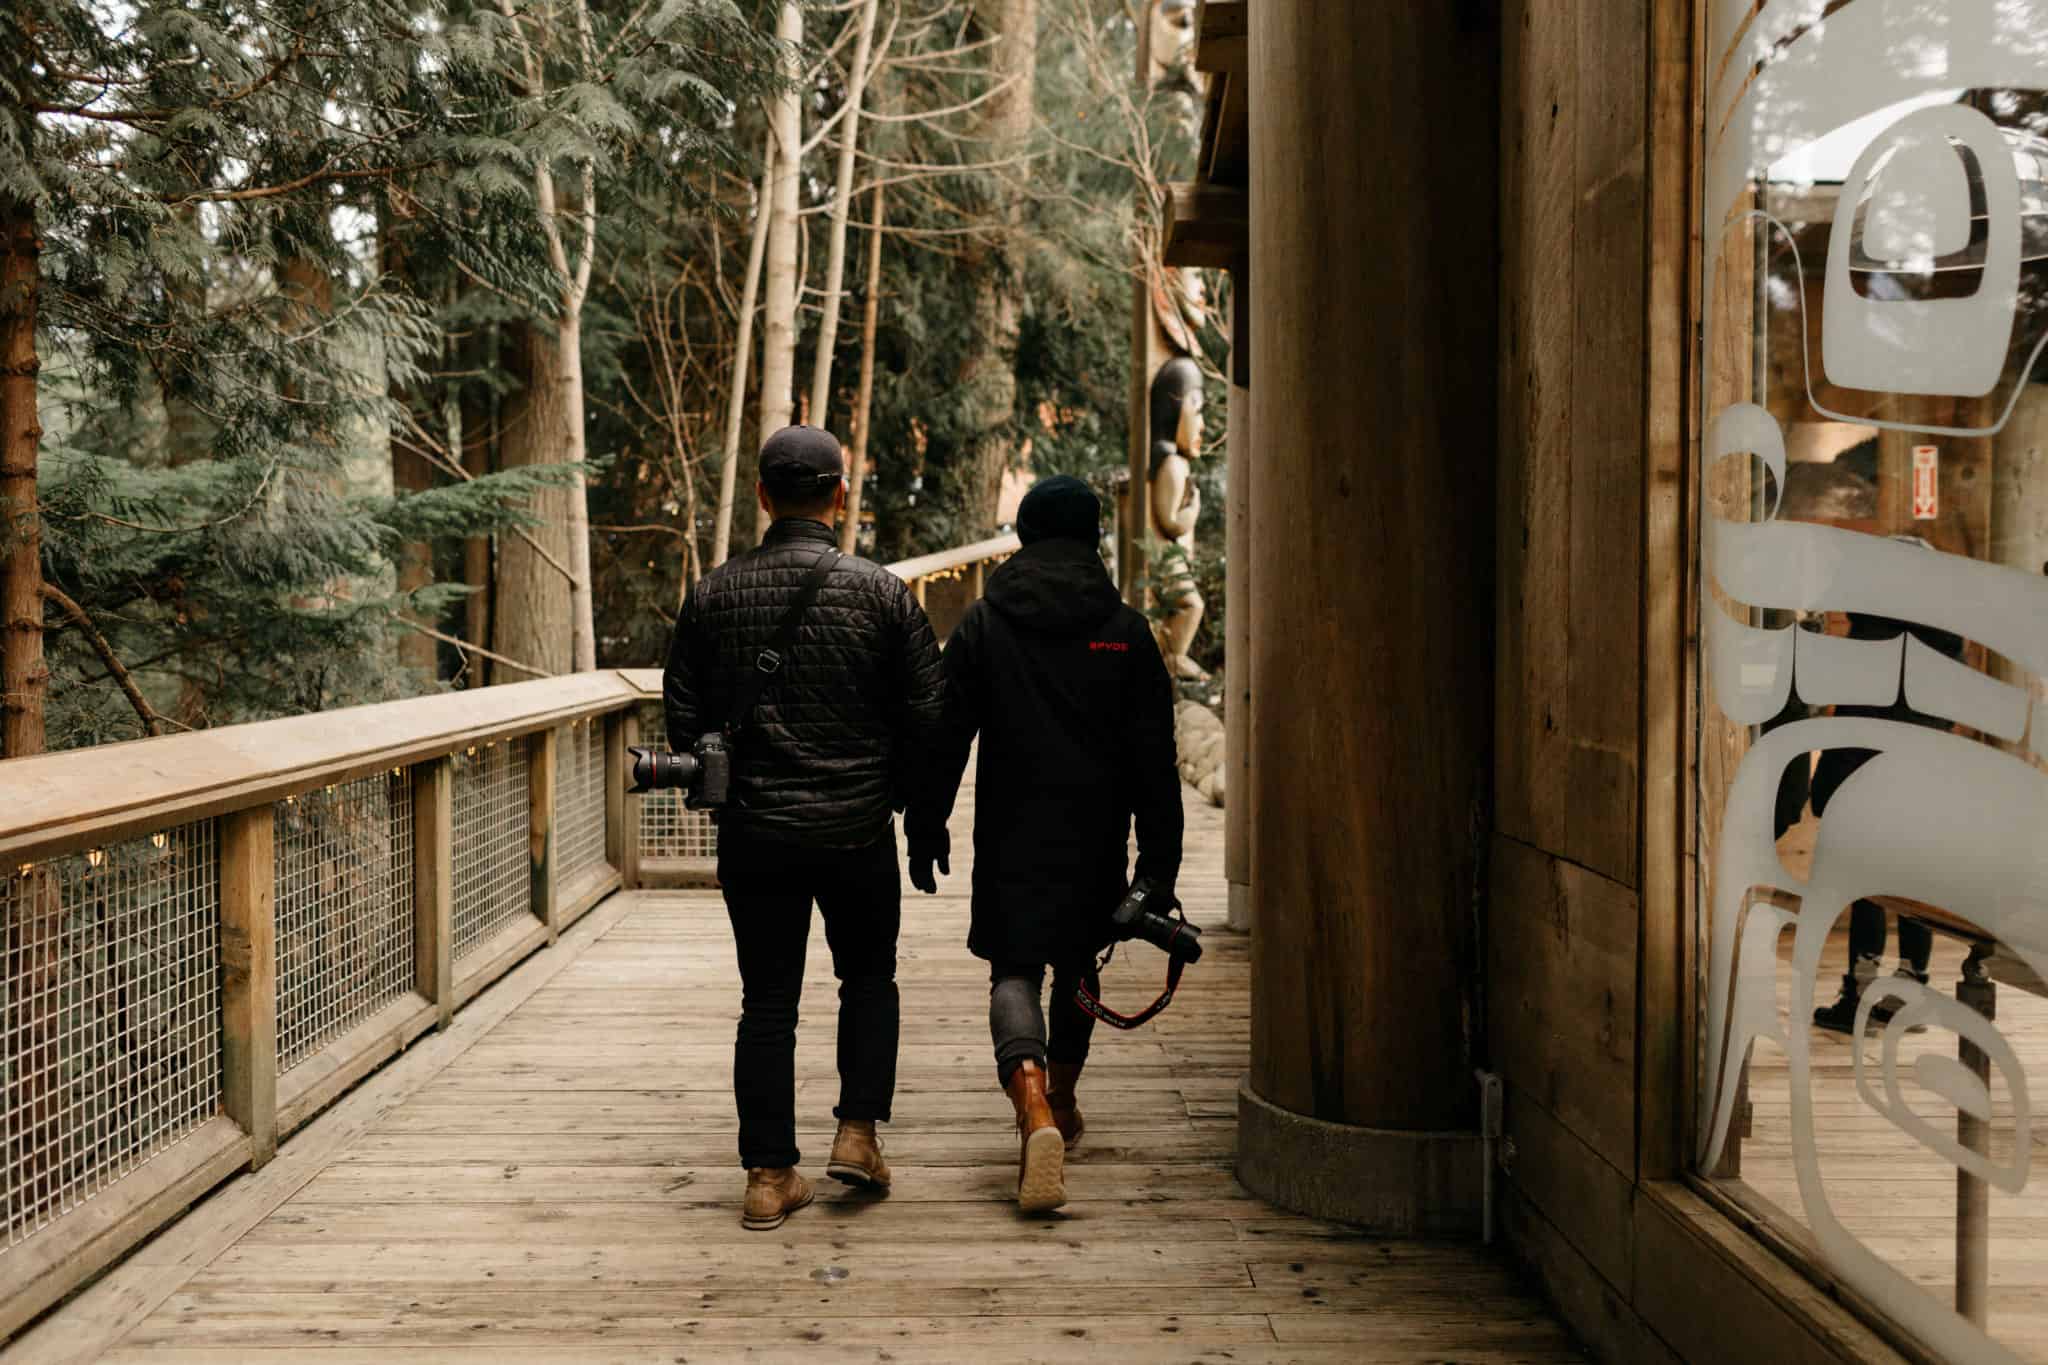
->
[413, 756, 454, 1029]
[528, 727, 558, 943]
[1236, 1, 1498, 1233]
[220, 806, 278, 1169]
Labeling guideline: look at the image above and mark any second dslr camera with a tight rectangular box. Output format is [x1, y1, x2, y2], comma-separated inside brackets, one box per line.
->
[627, 732, 730, 809]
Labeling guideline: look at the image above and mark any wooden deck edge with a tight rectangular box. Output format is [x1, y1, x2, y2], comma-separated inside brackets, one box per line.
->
[452, 916, 552, 1009]
[1632, 1181, 1914, 1365]
[275, 995, 440, 1139]
[3, 892, 637, 1363]
[555, 864, 620, 929]
[638, 856, 720, 890]
[0, 1116, 251, 1344]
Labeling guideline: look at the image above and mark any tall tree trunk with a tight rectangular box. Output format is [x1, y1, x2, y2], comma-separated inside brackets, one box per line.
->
[713, 128, 778, 567]
[492, 320, 572, 682]
[841, 184, 886, 554]
[557, 307, 596, 670]
[756, 0, 805, 537]
[460, 365, 494, 685]
[808, 0, 882, 433]
[384, 207, 437, 676]
[0, 193, 44, 758]
[960, 0, 1038, 530]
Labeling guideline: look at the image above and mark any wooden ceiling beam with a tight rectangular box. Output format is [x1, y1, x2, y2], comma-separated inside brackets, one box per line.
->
[1195, 0, 1247, 74]
[1162, 181, 1248, 270]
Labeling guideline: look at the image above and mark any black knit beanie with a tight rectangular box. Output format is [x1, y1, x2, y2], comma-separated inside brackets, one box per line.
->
[1015, 475, 1101, 546]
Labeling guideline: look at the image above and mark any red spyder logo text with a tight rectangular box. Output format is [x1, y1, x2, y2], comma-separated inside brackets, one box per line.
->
[1089, 640, 1129, 652]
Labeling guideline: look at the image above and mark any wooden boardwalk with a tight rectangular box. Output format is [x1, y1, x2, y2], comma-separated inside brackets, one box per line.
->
[14, 774, 1582, 1363]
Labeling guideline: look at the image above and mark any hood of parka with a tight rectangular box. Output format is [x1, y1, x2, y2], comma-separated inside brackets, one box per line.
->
[982, 538, 1124, 637]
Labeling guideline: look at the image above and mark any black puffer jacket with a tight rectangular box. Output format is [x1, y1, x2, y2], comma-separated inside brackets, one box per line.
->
[909, 537, 1183, 963]
[664, 517, 944, 848]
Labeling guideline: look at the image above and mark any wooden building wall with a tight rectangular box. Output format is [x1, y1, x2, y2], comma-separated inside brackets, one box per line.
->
[1490, 4, 1908, 1360]
[1492, 0, 1659, 1354]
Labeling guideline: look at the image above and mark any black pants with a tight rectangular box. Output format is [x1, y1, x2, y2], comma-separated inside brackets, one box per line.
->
[988, 959, 1099, 1086]
[718, 824, 901, 1169]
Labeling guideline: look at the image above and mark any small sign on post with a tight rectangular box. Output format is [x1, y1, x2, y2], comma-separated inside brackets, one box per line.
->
[1913, 444, 1940, 521]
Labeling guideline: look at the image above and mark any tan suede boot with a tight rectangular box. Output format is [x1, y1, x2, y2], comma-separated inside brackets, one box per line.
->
[826, 1120, 891, 1191]
[1004, 1060, 1067, 1213]
[741, 1166, 814, 1231]
[1046, 1061, 1085, 1150]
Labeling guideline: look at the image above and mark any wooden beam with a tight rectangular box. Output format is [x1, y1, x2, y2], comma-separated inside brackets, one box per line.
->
[1203, 70, 1250, 187]
[528, 727, 558, 944]
[1195, 0, 1246, 72]
[617, 709, 643, 891]
[604, 708, 629, 883]
[220, 805, 278, 1169]
[1163, 181, 1249, 270]
[413, 756, 454, 1030]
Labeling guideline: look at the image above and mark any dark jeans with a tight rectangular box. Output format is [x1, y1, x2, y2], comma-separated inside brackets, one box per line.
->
[718, 824, 901, 1169]
[988, 959, 1100, 1086]
[1845, 901, 1933, 982]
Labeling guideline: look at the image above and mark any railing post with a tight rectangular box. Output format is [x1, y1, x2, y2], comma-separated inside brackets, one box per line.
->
[220, 805, 278, 1170]
[611, 708, 641, 890]
[413, 756, 454, 1029]
[528, 727, 558, 943]
[912, 576, 927, 608]
[967, 558, 984, 600]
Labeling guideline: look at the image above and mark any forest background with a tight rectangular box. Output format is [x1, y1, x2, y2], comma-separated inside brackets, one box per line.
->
[0, 0, 1230, 759]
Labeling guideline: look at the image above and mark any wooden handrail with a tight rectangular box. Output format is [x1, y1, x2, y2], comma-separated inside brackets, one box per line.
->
[0, 672, 648, 864]
[884, 532, 1020, 583]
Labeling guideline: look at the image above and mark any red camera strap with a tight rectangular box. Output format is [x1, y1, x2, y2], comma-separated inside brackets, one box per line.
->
[1072, 924, 1194, 1030]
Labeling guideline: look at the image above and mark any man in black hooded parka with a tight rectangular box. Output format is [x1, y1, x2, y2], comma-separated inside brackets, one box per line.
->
[907, 475, 1183, 1213]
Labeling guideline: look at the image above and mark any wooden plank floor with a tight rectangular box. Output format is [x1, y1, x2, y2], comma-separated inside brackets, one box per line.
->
[26, 771, 1582, 1363]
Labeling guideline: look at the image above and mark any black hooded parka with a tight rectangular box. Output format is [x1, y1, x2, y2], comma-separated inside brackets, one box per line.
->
[910, 537, 1184, 965]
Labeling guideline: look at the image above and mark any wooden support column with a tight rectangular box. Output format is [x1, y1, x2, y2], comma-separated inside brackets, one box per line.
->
[413, 756, 454, 1029]
[528, 727, 558, 943]
[1237, 1, 1497, 1234]
[220, 805, 277, 1169]
[1224, 270, 1252, 933]
[604, 708, 631, 883]
[615, 709, 642, 890]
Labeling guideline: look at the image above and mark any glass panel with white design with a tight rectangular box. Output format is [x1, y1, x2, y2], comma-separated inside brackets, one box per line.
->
[1698, 5, 2048, 1361]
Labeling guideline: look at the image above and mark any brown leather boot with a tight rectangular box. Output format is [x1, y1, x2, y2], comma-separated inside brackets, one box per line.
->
[1046, 1061, 1085, 1150]
[1004, 1060, 1067, 1213]
[741, 1166, 814, 1231]
[825, 1120, 891, 1191]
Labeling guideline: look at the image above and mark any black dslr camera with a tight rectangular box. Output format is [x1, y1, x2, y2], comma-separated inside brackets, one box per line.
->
[626, 732, 731, 809]
[1111, 877, 1202, 964]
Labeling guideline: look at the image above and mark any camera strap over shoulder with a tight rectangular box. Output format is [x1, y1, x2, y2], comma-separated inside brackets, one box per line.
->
[724, 547, 841, 740]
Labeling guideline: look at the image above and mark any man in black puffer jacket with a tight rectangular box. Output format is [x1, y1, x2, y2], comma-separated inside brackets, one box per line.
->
[907, 475, 1183, 1213]
[664, 425, 944, 1230]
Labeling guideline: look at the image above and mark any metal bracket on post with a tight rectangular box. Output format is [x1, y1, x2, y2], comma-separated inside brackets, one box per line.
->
[1476, 1069, 1503, 1245]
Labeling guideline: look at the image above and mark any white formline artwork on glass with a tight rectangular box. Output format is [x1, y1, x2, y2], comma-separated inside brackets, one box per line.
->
[1700, 3, 2048, 1362]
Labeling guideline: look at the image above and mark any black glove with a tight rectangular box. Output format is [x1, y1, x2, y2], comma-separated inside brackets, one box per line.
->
[908, 828, 950, 895]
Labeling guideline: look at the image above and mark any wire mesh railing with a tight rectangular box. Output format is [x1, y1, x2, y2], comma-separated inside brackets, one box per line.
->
[2, 821, 221, 1250]
[0, 673, 662, 1341]
[273, 773, 416, 1074]
[554, 718, 608, 894]
[451, 740, 534, 961]
[636, 702, 718, 862]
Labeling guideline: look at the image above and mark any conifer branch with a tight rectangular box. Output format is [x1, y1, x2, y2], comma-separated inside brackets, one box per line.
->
[39, 585, 164, 738]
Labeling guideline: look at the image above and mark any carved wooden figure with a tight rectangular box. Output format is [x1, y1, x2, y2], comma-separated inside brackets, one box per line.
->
[1148, 356, 1207, 680]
